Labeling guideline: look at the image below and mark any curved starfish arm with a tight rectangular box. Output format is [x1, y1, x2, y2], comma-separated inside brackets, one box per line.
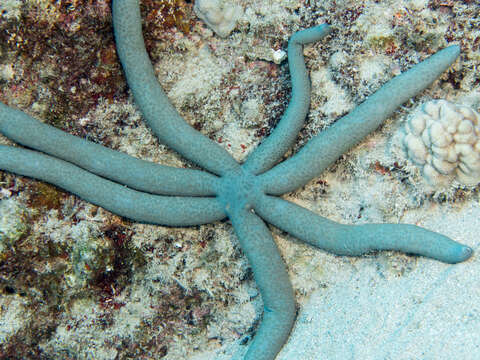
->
[229, 206, 295, 360]
[112, 0, 240, 176]
[0, 145, 226, 226]
[255, 195, 472, 264]
[0, 102, 219, 196]
[243, 24, 332, 175]
[259, 45, 461, 195]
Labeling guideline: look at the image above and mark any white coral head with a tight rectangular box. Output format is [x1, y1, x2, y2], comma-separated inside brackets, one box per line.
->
[194, 0, 243, 38]
[401, 100, 480, 187]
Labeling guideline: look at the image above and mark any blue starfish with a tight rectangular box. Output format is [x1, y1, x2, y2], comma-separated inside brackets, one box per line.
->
[0, 1, 473, 359]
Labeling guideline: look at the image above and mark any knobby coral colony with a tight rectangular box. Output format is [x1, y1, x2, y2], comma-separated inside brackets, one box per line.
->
[0, 0, 473, 359]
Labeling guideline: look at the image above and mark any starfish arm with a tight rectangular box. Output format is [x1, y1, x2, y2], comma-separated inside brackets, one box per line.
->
[112, 0, 240, 176]
[259, 45, 461, 195]
[0, 145, 226, 226]
[0, 102, 219, 196]
[255, 195, 473, 264]
[243, 24, 332, 175]
[229, 206, 295, 360]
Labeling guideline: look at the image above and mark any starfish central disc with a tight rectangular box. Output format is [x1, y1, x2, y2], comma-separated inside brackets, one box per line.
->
[217, 169, 263, 215]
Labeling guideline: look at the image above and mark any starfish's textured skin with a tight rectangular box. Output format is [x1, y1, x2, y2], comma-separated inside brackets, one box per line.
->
[0, 1, 473, 359]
